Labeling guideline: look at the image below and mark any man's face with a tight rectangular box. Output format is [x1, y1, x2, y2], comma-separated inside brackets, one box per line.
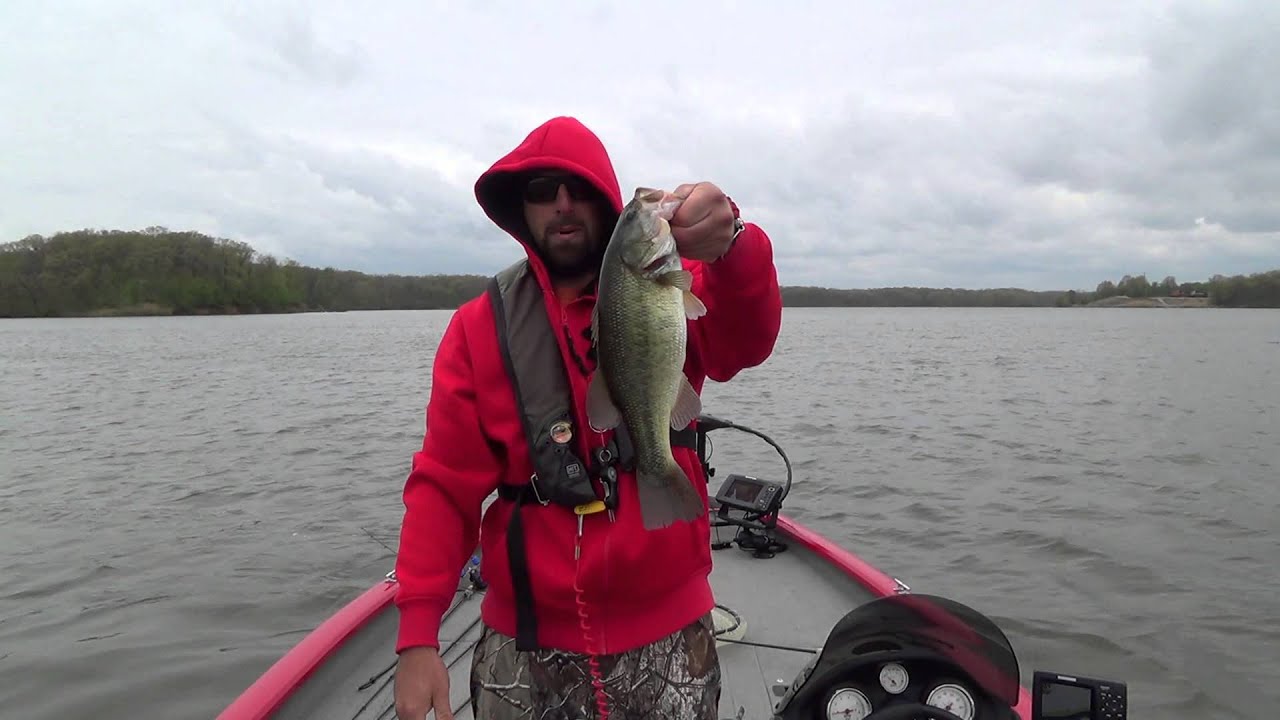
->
[521, 173, 606, 279]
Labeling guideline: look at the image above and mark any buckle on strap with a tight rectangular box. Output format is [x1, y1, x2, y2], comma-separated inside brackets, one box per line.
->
[496, 477, 548, 505]
[497, 425, 700, 506]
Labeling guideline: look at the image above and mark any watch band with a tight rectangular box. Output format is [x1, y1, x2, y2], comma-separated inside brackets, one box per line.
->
[716, 195, 744, 261]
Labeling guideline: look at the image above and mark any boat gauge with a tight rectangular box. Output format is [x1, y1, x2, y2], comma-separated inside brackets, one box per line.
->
[878, 662, 909, 694]
[925, 683, 975, 720]
[825, 687, 873, 720]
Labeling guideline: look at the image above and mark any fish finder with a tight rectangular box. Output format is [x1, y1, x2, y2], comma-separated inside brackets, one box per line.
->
[710, 473, 788, 557]
[713, 473, 784, 517]
[1032, 671, 1127, 720]
[711, 471, 778, 515]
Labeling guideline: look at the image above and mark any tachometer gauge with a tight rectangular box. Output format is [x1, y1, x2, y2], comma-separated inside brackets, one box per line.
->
[926, 683, 975, 720]
[879, 662, 909, 694]
[826, 687, 873, 720]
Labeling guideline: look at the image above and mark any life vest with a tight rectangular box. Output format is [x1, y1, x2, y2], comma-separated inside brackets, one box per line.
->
[486, 258, 697, 651]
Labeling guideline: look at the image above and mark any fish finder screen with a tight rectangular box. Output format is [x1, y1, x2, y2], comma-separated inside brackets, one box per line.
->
[1037, 680, 1092, 719]
[727, 480, 761, 502]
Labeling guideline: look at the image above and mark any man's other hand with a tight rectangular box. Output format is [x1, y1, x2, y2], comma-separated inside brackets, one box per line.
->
[394, 646, 453, 719]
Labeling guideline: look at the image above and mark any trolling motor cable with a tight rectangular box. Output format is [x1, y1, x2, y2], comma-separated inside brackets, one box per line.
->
[717, 636, 819, 655]
[696, 414, 794, 503]
[712, 603, 817, 656]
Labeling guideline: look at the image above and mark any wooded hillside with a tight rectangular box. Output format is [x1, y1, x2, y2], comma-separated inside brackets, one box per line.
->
[2, 227, 1277, 317]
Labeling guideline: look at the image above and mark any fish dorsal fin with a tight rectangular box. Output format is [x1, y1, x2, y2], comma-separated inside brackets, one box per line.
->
[670, 374, 702, 430]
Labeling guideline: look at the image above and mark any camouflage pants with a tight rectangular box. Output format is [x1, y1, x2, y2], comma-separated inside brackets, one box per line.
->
[468, 612, 722, 719]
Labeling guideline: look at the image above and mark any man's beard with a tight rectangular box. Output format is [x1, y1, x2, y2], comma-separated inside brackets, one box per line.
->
[536, 218, 604, 280]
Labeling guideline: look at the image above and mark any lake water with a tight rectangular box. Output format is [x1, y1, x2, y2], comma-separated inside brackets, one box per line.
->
[1, 307, 1277, 719]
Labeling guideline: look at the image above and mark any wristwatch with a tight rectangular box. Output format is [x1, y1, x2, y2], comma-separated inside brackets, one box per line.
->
[717, 197, 745, 261]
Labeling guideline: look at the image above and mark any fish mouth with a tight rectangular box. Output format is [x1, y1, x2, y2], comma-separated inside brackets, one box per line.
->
[635, 187, 666, 204]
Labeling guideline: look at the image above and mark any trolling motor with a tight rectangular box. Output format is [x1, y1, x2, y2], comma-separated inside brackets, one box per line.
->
[695, 413, 792, 558]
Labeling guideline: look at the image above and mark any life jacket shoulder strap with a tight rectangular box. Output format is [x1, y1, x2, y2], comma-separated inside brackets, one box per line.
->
[487, 259, 593, 652]
[487, 260, 596, 507]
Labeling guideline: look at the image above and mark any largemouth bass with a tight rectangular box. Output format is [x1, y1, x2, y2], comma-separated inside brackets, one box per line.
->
[587, 186, 709, 530]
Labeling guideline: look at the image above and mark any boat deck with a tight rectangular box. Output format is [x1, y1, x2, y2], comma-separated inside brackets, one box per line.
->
[267, 518, 882, 720]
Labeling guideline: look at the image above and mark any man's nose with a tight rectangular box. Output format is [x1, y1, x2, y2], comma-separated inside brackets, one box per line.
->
[553, 184, 575, 212]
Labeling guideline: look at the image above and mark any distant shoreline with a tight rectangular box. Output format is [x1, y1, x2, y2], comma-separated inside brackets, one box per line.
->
[5, 228, 1278, 316]
[10, 297, 1223, 319]
[1083, 296, 1212, 308]
[71, 304, 343, 318]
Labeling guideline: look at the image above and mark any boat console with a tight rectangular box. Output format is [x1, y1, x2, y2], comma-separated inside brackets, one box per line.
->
[694, 415, 1128, 720]
[766, 592, 1126, 720]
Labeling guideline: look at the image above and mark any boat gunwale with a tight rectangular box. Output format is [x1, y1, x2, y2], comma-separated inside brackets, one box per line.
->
[216, 514, 1033, 719]
[216, 579, 398, 720]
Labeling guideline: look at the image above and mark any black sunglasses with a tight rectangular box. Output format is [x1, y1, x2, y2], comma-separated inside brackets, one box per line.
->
[523, 174, 594, 204]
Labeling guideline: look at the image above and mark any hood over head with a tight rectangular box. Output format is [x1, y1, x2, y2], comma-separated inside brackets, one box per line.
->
[474, 116, 624, 259]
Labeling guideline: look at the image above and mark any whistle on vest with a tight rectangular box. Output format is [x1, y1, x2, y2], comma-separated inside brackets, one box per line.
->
[573, 499, 607, 515]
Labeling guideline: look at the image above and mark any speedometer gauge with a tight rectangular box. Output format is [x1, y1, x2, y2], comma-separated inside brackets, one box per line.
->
[926, 683, 975, 720]
[826, 687, 873, 719]
[879, 663, 909, 694]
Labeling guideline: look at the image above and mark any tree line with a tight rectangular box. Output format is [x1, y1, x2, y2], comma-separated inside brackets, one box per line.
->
[1056, 271, 1280, 308]
[2, 228, 1277, 317]
[781, 285, 1064, 307]
[0, 228, 489, 317]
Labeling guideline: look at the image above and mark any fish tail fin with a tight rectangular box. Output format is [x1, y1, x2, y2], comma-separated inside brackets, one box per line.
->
[637, 461, 704, 530]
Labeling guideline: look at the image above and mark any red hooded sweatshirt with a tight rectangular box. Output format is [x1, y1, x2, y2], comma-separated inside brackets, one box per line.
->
[394, 116, 783, 655]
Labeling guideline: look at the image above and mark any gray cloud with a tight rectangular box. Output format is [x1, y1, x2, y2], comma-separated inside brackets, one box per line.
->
[217, 4, 368, 87]
[2, 0, 1277, 290]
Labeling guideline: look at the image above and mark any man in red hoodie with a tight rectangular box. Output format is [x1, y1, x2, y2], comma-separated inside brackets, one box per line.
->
[393, 116, 782, 719]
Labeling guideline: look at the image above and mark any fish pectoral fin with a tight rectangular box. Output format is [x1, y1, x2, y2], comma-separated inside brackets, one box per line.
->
[670, 374, 702, 430]
[590, 305, 600, 346]
[656, 269, 707, 319]
[658, 269, 693, 292]
[586, 372, 621, 431]
[682, 289, 708, 319]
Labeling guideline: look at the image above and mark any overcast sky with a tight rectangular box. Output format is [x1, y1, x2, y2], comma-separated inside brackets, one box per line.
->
[2, 1, 1277, 290]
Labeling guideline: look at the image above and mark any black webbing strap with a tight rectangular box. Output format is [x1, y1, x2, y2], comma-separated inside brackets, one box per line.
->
[495, 483, 540, 650]
[488, 267, 547, 652]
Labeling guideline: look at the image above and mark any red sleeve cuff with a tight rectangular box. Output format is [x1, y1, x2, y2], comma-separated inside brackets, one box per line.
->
[707, 222, 771, 280]
[394, 595, 454, 653]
